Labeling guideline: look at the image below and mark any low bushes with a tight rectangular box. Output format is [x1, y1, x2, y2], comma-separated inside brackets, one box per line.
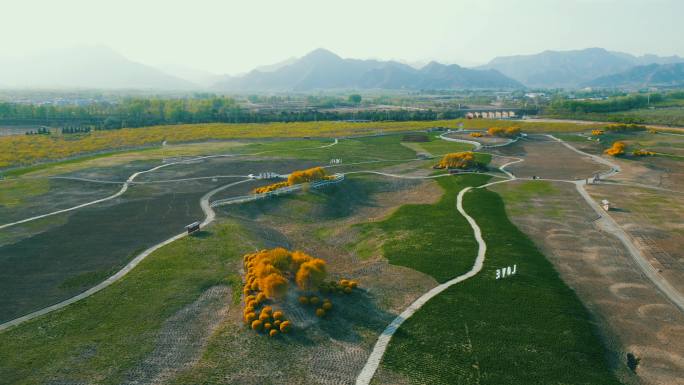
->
[633, 149, 655, 156]
[470, 132, 484, 138]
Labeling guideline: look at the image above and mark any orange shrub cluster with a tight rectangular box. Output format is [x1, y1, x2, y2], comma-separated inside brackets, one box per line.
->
[434, 151, 476, 169]
[243, 248, 328, 296]
[288, 166, 329, 185]
[299, 295, 334, 318]
[633, 149, 655, 156]
[487, 126, 521, 138]
[469, 132, 484, 138]
[319, 278, 358, 295]
[604, 141, 626, 156]
[253, 167, 331, 194]
[591, 129, 604, 136]
[253, 181, 289, 194]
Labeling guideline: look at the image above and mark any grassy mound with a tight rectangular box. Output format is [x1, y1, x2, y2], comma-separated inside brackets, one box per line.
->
[378, 186, 621, 384]
[358, 174, 488, 282]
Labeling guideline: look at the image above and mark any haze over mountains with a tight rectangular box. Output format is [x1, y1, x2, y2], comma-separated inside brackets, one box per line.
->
[587, 63, 684, 88]
[481, 48, 684, 88]
[0, 46, 195, 90]
[2, 46, 684, 91]
[212, 48, 522, 91]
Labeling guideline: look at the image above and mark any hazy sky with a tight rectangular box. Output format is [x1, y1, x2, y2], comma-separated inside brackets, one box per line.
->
[3, 0, 683, 74]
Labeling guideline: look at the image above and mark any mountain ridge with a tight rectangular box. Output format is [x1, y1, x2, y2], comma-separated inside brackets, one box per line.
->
[586, 62, 684, 88]
[213, 48, 523, 91]
[480, 47, 684, 88]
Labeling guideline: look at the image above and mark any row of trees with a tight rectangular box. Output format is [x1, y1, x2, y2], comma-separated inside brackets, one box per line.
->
[0, 97, 479, 130]
[547, 92, 684, 115]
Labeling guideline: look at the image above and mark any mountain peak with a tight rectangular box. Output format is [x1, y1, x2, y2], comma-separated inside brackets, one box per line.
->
[301, 48, 341, 62]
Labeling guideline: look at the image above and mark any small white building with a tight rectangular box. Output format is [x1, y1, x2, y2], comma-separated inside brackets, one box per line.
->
[601, 199, 610, 211]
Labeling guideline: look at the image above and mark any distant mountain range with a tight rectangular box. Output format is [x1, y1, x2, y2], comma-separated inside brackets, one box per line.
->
[2, 46, 684, 91]
[212, 48, 522, 91]
[480, 48, 684, 88]
[586, 63, 684, 88]
[0, 46, 196, 90]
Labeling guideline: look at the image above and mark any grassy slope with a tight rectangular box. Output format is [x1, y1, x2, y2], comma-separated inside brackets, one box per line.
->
[376, 184, 621, 385]
[0, 222, 248, 385]
[359, 175, 486, 282]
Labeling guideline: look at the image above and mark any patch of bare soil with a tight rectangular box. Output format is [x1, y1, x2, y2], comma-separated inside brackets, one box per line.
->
[123, 286, 230, 385]
[586, 184, 684, 297]
[609, 156, 684, 192]
[491, 135, 610, 179]
[491, 180, 684, 385]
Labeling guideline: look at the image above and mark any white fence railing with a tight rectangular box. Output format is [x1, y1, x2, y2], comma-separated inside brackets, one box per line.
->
[210, 173, 345, 208]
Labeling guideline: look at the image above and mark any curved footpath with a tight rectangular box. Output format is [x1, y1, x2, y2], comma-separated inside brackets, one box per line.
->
[355, 184, 490, 385]
[0, 138, 340, 231]
[355, 159, 517, 385]
[0, 138, 344, 331]
[0, 178, 252, 332]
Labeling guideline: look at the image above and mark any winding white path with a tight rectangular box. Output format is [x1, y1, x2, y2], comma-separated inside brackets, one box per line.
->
[355, 185, 489, 385]
[355, 145, 517, 384]
[0, 138, 339, 231]
[0, 178, 252, 332]
[0, 138, 343, 330]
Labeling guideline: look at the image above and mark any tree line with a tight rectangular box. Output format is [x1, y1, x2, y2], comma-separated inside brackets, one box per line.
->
[0, 96, 532, 130]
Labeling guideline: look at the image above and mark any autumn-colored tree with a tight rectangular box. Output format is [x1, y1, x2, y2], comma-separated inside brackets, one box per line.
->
[296, 258, 328, 290]
[487, 126, 521, 138]
[261, 273, 289, 299]
[288, 166, 328, 185]
[591, 129, 604, 136]
[605, 141, 626, 156]
[435, 152, 476, 169]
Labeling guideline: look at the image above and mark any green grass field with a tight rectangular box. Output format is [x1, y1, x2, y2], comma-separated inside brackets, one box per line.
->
[358, 175, 486, 282]
[376, 182, 622, 385]
[0, 221, 248, 385]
